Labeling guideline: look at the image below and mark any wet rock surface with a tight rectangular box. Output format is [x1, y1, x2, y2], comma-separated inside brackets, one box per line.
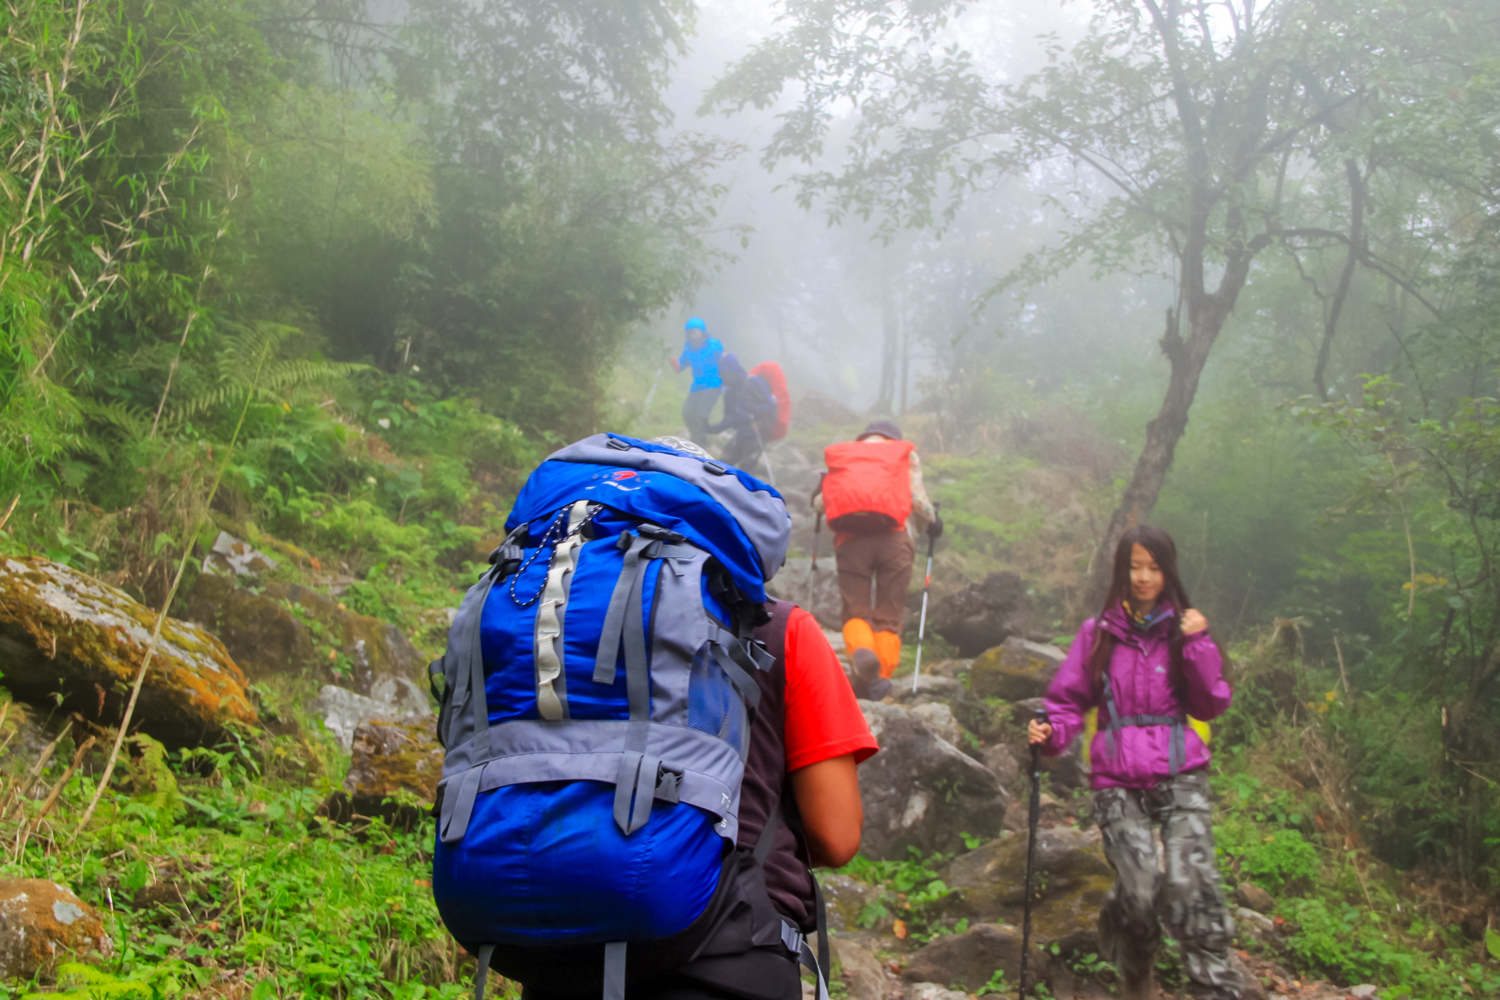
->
[0, 557, 257, 748]
[831, 938, 895, 1000]
[900, 922, 1045, 993]
[923, 573, 1033, 657]
[857, 701, 1008, 859]
[0, 879, 113, 979]
[766, 558, 843, 629]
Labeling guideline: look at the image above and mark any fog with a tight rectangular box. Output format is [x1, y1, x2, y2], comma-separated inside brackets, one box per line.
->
[633, 0, 1175, 419]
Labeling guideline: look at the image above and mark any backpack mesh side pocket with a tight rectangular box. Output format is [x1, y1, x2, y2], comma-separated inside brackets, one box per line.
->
[687, 641, 748, 759]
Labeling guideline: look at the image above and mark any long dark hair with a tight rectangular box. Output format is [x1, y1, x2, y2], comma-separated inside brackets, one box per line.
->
[1086, 525, 1194, 701]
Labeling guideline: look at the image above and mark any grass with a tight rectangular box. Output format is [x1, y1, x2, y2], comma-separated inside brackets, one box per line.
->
[0, 717, 508, 1000]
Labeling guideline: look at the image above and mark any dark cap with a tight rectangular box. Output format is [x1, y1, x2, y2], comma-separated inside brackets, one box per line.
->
[857, 419, 903, 442]
[718, 353, 746, 379]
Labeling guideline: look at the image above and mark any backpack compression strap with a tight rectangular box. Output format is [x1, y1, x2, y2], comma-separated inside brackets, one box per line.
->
[1101, 673, 1187, 776]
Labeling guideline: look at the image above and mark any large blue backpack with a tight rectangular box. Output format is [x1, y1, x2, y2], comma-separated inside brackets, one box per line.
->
[429, 434, 814, 1000]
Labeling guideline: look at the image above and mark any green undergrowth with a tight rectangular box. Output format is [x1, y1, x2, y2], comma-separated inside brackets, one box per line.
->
[0, 729, 512, 1000]
[1207, 664, 1500, 999]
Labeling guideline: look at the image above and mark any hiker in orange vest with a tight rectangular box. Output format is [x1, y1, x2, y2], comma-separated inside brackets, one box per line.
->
[812, 420, 942, 700]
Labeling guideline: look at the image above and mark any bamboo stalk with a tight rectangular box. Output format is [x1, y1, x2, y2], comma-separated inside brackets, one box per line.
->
[75, 347, 270, 832]
[0, 720, 72, 821]
[16, 736, 96, 858]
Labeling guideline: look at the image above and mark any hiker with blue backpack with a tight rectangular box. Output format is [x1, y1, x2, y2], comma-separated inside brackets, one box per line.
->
[669, 318, 725, 447]
[428, 433, 877, 1000]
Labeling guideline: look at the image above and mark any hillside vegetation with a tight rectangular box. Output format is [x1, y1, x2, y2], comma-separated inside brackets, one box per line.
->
[0, 1, 1498, 999]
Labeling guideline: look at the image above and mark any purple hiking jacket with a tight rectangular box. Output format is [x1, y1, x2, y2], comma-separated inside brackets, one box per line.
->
[1042, 603, 1233, 790]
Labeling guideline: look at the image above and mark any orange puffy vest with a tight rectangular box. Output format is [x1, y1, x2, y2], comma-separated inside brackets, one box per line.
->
[822, 439, 915, 533]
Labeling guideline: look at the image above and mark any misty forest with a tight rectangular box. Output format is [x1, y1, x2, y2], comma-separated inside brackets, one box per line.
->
[1, 0, 1499, 997]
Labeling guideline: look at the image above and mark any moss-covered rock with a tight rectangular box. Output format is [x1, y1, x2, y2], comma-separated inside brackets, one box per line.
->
[182, 574, 427, 713]
[900, 922, 1045, 993]
[342, 717, 443, 826]
[821, 873, 892, 932]
[938, 827, 1114, 943]
[0, 879, 113, 979]
[968, 637, 1065, 703]
[0, 557, 256, 748]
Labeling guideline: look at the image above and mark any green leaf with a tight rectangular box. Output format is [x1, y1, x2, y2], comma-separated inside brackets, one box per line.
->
[1486, 926, 1500, 961]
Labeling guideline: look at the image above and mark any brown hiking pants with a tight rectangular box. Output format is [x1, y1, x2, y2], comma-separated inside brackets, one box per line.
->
[834, 529, 914, 635]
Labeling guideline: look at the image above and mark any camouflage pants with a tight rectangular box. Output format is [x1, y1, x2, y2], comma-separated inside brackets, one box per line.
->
[1093, 770, 1243, 996]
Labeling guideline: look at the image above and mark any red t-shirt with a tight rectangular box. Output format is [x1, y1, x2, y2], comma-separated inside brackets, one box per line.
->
[781, 607, 879, 771]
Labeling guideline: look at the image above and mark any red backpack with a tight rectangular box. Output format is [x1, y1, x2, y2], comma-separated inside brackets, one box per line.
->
[749, 361, 791, 440]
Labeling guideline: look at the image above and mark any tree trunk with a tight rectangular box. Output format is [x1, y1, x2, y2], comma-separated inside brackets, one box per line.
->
[1083, 243, 1260, 611]
[875, 271, 898, 414]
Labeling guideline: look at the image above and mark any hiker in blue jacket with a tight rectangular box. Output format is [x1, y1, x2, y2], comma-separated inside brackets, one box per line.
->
[669, 317, 724, 447]
[706, 354, 778, 472]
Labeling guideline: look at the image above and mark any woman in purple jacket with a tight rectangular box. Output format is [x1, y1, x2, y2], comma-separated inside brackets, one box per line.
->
[1029, 526, 1242, 1000]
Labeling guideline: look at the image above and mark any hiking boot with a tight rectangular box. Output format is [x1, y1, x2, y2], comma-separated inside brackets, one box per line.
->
[851, 647, 881, 683]
[850, 647, 887, 699]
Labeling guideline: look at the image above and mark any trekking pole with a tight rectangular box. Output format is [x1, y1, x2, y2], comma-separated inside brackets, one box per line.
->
[641, 343, 668, 416]
[911, 501, 940, 695]
[1019, 707, 1048, 1000]
[751, 420, 776, 487]
[804, 476, 828, 611]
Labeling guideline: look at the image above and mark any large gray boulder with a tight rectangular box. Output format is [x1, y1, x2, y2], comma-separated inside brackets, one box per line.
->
[857, 702, 1007, 860]
[925, 573, 1033, 657]
[766, 558, 843, 629]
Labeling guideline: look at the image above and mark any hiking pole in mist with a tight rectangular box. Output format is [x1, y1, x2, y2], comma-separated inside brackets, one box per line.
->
[641, 342, 668, 417]
[806, 474, 825, 612]
[1019, 707, 1048, 1000]
[751, 421, 776, 487]
[911, 501, 940, 695]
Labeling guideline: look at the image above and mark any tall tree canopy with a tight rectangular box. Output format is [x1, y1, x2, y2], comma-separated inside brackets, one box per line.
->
[705, 0, 1500, 605]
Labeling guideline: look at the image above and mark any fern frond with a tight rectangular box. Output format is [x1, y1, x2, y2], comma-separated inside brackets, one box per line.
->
[76, 398, 150, 439]
[164, 321, 367, 423]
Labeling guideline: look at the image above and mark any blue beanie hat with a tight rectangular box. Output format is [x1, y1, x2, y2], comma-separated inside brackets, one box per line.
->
[684, 317, 707, 332]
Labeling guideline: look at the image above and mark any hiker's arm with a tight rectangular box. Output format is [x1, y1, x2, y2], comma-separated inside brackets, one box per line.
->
[1040, 619, 1097, 756]
[791, 753, 862, 868]
[1181, 623, 1233, 721]
[908, 452, 935, 532]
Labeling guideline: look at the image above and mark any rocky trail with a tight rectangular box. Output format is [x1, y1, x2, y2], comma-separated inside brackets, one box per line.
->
[0, 430, 1451, 998]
